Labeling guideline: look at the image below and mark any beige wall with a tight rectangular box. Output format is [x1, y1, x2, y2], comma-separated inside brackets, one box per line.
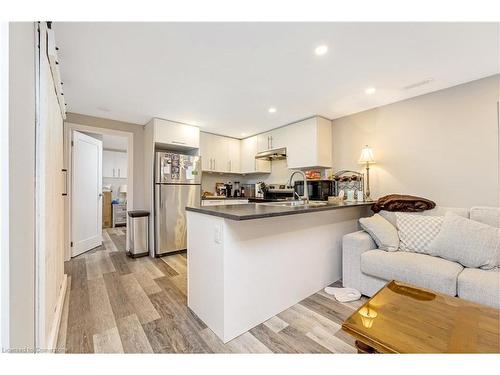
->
[65, 113, 146, 208]
[332, 75, 500, 208]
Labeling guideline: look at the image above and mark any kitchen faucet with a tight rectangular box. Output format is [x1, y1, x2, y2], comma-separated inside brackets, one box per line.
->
[288, 170, 309, 203]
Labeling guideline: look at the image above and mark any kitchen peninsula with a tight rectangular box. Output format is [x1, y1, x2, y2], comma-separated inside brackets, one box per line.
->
[186, 201, 372, 342]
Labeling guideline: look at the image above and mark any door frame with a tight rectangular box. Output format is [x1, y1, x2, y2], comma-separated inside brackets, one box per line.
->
[64, 122, 134, 260]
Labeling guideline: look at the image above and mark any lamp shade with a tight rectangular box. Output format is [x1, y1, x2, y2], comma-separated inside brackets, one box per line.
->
[358, 145, 375, 164]
[118, 184, 127, 194]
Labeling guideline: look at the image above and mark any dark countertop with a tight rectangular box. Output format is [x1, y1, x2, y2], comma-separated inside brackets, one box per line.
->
[202, 196, 250, 200]
[186, 201, 373, 221]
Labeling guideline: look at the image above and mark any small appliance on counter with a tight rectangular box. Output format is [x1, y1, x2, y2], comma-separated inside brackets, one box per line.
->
[224, 182, 233, 198]
[255, 182, 264, 198]
[294, 180, 338, 201]
[233, 181, 241, 197]
[240, 184, 253, 198]
[254, 183, 295, 201]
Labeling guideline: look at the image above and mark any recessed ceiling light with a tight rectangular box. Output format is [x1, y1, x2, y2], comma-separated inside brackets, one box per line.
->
[314, 45, 328, 56]
[364, 87, 376, 95]
[268, 107, 277, 114]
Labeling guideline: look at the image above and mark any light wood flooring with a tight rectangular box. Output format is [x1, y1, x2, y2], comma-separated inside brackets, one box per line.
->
[57, 227, 367, 353]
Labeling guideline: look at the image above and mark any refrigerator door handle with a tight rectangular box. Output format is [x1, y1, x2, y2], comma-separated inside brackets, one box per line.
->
[159, 184, 162, 208]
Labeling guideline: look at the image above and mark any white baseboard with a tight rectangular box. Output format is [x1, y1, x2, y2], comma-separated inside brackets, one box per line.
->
[46, 274, 68, 352]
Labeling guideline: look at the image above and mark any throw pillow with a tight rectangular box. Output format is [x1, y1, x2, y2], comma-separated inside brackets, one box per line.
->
[359, 214, 399, 251]
[428, 212, 500, 269]
[395, 212, 443, 254]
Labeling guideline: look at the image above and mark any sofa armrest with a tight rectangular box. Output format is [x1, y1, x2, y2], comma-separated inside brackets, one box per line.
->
[342, 230, 377, 289]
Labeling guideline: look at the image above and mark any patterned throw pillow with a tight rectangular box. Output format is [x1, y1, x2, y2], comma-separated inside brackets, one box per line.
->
[395, 212, 443, 254]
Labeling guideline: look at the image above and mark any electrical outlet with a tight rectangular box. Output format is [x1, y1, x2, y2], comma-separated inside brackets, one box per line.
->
[214, 224, 223, 244]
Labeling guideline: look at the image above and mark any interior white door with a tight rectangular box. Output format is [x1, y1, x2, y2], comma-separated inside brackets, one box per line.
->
[72, 131, 103, 257]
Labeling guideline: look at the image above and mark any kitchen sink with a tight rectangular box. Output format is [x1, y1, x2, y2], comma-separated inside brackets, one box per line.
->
[260, 200, 328, 208]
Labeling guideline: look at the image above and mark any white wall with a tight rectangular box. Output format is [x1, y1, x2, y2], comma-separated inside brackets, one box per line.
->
[7, 22, 36, 350]
[332, 75, 500, 208]
[0, 21, 9, 350]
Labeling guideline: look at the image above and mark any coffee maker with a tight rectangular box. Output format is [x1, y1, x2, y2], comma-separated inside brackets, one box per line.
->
[233, 181, 241, 197]
[224, 182, 233, 198]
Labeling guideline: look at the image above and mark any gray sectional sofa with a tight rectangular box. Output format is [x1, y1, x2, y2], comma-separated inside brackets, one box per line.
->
[342, 206, 500, 309]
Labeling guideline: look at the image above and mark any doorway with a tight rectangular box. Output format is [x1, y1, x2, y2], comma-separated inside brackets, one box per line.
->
[65, 123, 134, 260]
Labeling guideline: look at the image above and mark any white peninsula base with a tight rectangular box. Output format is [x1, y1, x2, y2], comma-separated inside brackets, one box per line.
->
[187, 205, 369, 343]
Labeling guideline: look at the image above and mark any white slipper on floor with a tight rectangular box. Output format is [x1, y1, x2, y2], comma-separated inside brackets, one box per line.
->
[324, 287, 361, 302]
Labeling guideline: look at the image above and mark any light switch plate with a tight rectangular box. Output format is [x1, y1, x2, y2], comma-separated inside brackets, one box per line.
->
[214, 224, 223, 244]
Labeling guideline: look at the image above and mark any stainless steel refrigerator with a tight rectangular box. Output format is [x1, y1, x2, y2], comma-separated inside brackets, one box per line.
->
[154, 151, 201, 256]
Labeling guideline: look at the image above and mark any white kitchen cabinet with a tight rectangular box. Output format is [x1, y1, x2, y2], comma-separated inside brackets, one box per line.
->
[102, 150, 128, 178]
[226, 138, 240, 173]
[114, 151, 128, 178]
[257, 132, 272, 152]
[286, 116, 332, 169]
[256, 127, 288, 152]
[153, 118, 199, 149]
[240, 136, 271, 174]
[269, 127, 288, 149]
[102, 150, 115, 178]
[200, 132, 241, 173]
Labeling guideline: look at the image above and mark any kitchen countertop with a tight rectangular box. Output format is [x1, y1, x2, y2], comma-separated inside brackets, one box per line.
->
[186, 201, 373, 221]
[202, 196, 250, 200]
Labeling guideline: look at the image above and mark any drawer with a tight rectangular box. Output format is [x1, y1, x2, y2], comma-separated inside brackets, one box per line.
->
[113, 205, 127, 213]
[114, 212, 127, 220]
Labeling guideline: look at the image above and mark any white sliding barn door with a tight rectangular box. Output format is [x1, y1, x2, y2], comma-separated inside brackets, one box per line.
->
[71, 131, 103, 256]
[36, 22, 66, 350]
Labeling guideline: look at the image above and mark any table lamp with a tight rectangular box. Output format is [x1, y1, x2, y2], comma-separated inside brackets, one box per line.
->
[358, 145, 375, 200]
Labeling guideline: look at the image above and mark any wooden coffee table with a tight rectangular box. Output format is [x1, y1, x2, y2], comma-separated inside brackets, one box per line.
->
[342, 280, 500, 353]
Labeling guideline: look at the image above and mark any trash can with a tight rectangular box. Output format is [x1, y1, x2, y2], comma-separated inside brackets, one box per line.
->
[127, 210, 150, 258]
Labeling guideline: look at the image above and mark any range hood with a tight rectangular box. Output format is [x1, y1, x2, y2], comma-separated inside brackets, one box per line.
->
[255, 147, 287, 161]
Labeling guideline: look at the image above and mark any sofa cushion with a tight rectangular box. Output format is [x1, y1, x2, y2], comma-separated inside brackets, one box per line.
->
[457, 268, 500, 309]
[395, 212, 443, 254]
[361, 249, 463, 296]
[379, 206, 469, 227]
[470, 207, 500, 228]
[359, 214, 399, 251]
[428, 212, 500, 270]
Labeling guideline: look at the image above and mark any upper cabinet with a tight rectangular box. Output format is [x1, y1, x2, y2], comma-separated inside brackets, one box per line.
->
[240, 136, 271, 174]
[153, 118, 199, 149]
[198, 116, 331, 175]
[226, 138, 241, 173]
[200, 132, 241, 173]
[286, 117, 332, 169]
[103, 150, 128, 178]
[256, 127, 289, 152]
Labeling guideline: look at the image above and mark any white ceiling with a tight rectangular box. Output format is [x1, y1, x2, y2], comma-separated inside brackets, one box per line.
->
[54, 22, 499, 138]
[102, 134, 128, 151]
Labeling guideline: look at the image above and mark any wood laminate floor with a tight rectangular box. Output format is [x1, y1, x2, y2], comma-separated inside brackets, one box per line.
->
[57, 227, 367, 353]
